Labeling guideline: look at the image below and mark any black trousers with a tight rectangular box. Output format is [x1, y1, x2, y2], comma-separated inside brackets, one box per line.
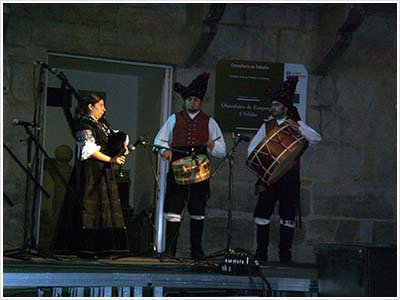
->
[164, 169, 209, 216]
[253, 170, 300, 221]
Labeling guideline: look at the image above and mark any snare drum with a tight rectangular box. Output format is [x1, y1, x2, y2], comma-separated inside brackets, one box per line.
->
[246, 124, 307, 185]
[172, 154, 210, 185]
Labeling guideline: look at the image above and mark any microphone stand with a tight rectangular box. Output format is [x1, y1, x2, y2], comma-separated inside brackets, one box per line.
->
[3, 191, 15, 207]
[111, 142, 190, 261]
[207, 136, 245, 258]
[4, 61, 61, 260]
[117, 136, 147, 178]
[31, 61, 45, 251]
[146, 143, 190, 155]
[55, 71, 83, 102]
[3, 126, 60, 260]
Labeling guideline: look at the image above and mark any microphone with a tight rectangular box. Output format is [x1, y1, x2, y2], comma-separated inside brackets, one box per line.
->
[33, 60, 57, 74]
[127, 144, 136, 152]
[12, 118, 38, 127]
[127, 136, 146, 151]
[233, 132, 251, 142]
[118, 136, 145, 177]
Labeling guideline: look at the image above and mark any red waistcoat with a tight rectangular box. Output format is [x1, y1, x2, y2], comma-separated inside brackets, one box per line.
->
[172, 111, 210, 147]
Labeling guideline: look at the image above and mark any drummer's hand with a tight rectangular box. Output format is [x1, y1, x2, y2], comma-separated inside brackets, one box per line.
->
[206, 140, 215, 150]
[285, 119, 300, 131]
[111, 154, 126, 165]
[162, 149, 173, 161]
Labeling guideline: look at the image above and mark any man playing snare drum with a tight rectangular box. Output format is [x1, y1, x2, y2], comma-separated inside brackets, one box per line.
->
[248, 76, 321, 264]
[154, 72, 226, 260]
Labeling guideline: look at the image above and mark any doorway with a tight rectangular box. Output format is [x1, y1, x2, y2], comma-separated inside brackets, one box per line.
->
[38, 52, 172, 253]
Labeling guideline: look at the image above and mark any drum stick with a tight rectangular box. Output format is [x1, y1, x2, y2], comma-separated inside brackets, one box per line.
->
[205, 136, 221, 147]
[201, 137, 221, 151]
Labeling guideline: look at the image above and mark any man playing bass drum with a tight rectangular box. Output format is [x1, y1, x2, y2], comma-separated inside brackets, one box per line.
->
[248, 76, 321, 264]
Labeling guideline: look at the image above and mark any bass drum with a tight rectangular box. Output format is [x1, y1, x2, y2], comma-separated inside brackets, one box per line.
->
[246, 124, 308, 185]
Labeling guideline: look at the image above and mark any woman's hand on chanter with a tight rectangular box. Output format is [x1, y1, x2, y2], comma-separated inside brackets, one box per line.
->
[110, 155, 126, 165]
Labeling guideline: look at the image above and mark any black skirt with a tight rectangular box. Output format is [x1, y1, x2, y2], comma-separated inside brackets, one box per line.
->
[51, 159, 128, 256]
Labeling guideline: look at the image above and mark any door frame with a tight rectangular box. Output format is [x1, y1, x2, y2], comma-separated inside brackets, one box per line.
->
[35, 52, 173, 250]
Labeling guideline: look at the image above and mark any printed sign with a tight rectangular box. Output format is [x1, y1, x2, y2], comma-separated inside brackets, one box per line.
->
[215, 60, 308, 132]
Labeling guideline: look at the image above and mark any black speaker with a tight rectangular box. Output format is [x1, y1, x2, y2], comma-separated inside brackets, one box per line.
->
[46, 87, 72, 107]
[115, 170, 130, 209]
[125, 210, 154, 255]
[316, 243, 397, 297]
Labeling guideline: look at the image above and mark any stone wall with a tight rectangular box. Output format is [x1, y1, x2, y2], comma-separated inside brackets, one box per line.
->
[3, 3, 396, 263]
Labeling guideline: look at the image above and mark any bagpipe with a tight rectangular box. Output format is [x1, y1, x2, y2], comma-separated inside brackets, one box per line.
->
[106, 130, 128, 157]
[102, 118, 145, 157]
[99, 116, 128, 157]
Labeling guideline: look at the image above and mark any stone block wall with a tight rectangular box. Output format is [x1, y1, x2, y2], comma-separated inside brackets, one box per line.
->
[3, 3, 396, 263]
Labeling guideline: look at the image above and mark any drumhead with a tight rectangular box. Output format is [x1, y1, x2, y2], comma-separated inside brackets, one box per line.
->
[268, 142, 306, 184]
[246, 128, 308, 185]
[172, 154, 210, 185]
[172, 154, 208, 167]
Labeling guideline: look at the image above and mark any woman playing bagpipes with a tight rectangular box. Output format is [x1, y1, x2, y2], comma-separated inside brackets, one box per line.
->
[52, 94, 129, 257]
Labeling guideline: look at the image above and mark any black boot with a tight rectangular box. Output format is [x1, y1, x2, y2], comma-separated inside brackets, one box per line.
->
[165, 221, 181, 257]
[254, 224, 270, 265]
[190, 219, 205, 260]
[279, 225, 294, 264]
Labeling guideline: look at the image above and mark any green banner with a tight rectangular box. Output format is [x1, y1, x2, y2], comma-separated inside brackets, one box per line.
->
[215, 60, 284, 132]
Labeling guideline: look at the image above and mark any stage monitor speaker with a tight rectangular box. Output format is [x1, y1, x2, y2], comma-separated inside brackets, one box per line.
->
[316, 243, 396, 297]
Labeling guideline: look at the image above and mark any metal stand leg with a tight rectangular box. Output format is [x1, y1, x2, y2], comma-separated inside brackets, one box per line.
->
[134, 287, 143, 297]
[52, 287, 62, 297]
[153, 286, 163, 297]
[118, 287, 131, 297]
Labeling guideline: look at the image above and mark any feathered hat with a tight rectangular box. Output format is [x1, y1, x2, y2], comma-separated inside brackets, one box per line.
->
[174, 72, 210, 100]
[268, 75, 299, 107]
[265, 76, 301, 121]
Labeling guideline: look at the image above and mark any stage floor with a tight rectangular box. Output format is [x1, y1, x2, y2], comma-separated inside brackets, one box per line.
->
[3, 254, 318, 297]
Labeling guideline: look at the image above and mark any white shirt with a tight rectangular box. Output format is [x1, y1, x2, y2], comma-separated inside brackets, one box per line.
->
[247, 117, 322, 157]
[154, 111, 226, 158]
[76, 117, 129, 161]
[76, 129, 101, 161]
